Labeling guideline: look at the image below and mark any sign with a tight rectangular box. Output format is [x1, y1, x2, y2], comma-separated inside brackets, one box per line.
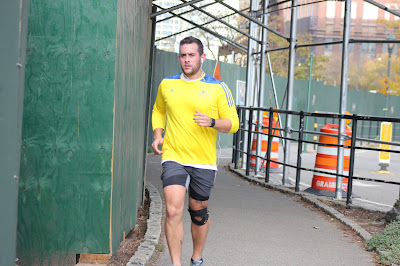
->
[379, 122, 392, 166]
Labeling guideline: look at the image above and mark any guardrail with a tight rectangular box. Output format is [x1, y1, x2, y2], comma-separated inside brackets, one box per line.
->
[232, 107, 400, 205]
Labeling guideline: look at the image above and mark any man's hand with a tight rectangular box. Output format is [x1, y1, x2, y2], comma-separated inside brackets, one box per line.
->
[152, 128, 164, 154]
[152, 138, 164, 154]
[194, 110, 232, 133]
[193, 110, 212, 127]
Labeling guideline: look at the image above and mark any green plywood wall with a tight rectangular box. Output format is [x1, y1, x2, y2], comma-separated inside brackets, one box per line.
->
[18, 0, 153, 264]
[0, 1, 30, 265]
[111, 0, 153, 253]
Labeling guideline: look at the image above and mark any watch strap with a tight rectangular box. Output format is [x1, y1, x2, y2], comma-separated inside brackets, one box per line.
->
[210, 118, 215, 127]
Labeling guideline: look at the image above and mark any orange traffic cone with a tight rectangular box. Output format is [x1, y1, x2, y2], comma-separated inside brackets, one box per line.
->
[309, 124, 352, 195]
[250, 112, 281, 172]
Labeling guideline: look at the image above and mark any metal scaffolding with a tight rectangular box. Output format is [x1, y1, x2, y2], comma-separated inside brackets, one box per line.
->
[150, 0, 400, 200]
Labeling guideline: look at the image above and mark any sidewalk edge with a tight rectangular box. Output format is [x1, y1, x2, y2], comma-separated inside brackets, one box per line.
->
[127, 182, 163, 266]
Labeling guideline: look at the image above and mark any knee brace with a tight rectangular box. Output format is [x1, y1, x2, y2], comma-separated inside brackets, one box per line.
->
[188, 207, 209, 226]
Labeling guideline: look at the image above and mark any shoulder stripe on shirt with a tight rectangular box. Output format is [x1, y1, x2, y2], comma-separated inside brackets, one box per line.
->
[222, 83, 233, 107]
[221, 82, 234, 108]
[164, 73, 181, 80]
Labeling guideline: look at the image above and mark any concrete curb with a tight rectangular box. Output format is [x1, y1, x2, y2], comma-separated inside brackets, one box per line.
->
[229, 164, 372, 241]
[127, 183, 163, 266]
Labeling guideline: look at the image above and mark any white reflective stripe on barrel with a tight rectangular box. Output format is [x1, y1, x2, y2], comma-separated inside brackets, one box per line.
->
[260, 135, 279, 143]
[314, 167, 349, 178]
[317, 146, 350, 156]
[251, 150, 279, 159]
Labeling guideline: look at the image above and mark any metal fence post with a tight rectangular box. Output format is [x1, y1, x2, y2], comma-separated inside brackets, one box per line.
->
[295, 111, 305, 192]
[347, 114, 358, 205]
[241, 108, 246, 162]
[233, 108, 242, 167]
[368, 120, 372, 143]
[255, 109, 262, 176]
[360, 120, 364, 145]
[393, 122, 396, 142]
[246, 109, 253, 176]
[265, 108, 274, 183]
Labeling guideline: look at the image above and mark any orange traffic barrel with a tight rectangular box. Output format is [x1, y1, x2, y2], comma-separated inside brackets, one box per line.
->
[311, 124, 352, 192]
[250, 112, 281, 172]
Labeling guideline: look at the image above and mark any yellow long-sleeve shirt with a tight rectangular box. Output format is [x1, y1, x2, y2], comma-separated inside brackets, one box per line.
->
[152, 73, 239, 168]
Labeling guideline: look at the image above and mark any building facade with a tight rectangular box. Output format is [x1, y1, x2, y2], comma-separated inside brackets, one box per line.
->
[282, 0, 398, 59]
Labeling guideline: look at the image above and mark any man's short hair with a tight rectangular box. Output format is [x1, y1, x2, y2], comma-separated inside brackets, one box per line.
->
[179, 36, 204, 55]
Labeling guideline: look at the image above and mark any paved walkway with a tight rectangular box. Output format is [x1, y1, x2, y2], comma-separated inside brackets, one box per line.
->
[145, 153, 376, 266]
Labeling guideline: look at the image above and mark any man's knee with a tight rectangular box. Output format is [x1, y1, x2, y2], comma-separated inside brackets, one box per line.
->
[188, 207, 209, 226]
[166, 205, 184, 221]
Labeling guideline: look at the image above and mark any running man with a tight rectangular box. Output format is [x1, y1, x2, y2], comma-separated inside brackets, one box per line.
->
[152, 36, 239, 266]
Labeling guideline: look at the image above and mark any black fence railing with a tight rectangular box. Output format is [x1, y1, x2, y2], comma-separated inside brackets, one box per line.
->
[232, 107, 400, 205]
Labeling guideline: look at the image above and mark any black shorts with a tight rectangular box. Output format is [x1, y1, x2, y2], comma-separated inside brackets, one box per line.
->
[161, 161, 216, 201]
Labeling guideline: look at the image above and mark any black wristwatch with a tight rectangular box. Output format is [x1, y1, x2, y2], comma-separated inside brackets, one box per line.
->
[209, 118, 216, 128]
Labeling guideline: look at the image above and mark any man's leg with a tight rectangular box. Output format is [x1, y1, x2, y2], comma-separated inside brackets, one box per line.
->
[189, 196, 210, 261]
[164, 185, 187, 266]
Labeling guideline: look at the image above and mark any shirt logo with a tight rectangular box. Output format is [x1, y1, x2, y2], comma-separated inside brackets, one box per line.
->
[198, 90, 207, 97]
[170, 89, 174, 93]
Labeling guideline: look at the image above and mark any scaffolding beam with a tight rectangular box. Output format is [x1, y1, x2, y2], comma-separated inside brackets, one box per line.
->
[282, 0, 298, 186]
[156, 7, 250, 43]
[336, 0, 352, 200]
[153, 4, 247, 53]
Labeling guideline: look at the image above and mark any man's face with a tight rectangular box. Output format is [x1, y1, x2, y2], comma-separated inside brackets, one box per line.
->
[178, 43, 205, 79]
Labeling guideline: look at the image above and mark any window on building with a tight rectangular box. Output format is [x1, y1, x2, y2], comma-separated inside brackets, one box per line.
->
[299, 4, 303, 18]
[384, 4, 400, 20]
[385, 6, 390, 20]
[326, 2, 336, 18]
[363, 3, 378, 20]
[325, 38, 333, 50]
[369, 43, 376, 52]
[341, 2, 357, 19]
[361, 43, 376, 52]
[339, 42, 354, 51]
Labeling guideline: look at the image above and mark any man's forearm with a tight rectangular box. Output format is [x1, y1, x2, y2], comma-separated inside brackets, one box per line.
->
[154, 128, 164, 139]
[213, 118, 232, 133]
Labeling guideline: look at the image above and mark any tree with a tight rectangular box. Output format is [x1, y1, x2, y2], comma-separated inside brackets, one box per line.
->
[353, 53, 400, 95]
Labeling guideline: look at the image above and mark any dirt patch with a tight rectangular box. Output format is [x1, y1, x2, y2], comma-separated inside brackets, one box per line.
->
[319, 199, 388, 235]
[108, 189, 150, 266]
